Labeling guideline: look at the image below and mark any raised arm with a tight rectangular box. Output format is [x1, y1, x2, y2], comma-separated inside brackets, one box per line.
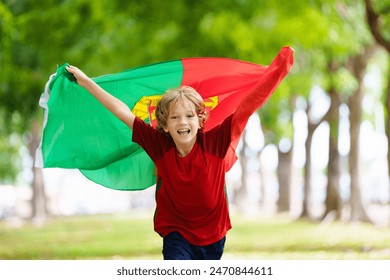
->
[66, 65, 136, 129]
[231, 47, 294, 143]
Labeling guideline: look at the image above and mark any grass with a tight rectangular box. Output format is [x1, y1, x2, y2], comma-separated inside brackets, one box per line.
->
[1, 212, 390, 260]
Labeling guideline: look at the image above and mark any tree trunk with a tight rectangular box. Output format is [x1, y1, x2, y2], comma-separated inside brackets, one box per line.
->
[364, 0, 390, 223]
[348, 45, 376, 223]
[277, 146, 292, 212]
[301, 96, 330, 220]
[258, 149, 265, 207]
[364, 0, 390, 53]
[235, 129, 248, 212]
[301, 110, 319, 219]
[323, 83, 342, 221]
[385, 63, 390, 209]
[387, 65, 390, 207]
[28, 119, 48, 224]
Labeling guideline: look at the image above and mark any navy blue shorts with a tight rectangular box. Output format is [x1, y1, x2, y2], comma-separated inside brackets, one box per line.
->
[162, 231, 226, 260]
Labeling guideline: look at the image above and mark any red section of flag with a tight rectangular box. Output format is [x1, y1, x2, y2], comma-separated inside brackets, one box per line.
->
[181, 47, 295, 170]
[181, 57, 268, 131]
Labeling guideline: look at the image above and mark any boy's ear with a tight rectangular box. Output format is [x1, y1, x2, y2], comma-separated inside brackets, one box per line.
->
[163, 127, 169, 133]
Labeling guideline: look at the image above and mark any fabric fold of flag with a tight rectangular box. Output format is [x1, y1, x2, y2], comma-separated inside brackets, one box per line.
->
[35, 46, 294, 191]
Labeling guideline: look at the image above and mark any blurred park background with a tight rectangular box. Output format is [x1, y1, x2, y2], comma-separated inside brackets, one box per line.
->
[1, 0, 390, 259]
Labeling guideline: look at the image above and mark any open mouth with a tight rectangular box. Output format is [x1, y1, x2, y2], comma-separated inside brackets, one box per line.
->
[177, 128, 190, 135]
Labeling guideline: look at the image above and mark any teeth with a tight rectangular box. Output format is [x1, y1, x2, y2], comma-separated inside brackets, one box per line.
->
[178, 129, 190, 135]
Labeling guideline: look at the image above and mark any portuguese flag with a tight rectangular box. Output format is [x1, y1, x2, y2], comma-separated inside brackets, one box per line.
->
[35, 46, 294, 191]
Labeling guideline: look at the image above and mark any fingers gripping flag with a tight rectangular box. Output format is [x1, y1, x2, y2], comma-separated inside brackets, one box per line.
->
[35, 47, 294, 191]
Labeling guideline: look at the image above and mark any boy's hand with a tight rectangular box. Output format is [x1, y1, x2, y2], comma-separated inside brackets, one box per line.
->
[65, 65, 136, 129]
[66, 65, 92, 88]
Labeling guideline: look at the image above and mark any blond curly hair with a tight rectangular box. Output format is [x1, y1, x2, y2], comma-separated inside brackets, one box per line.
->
[155, 86, 208, 133]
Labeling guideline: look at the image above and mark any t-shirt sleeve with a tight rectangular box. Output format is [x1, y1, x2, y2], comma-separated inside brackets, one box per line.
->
[202, 115, 233, 158]
[132, 117, 168, 162]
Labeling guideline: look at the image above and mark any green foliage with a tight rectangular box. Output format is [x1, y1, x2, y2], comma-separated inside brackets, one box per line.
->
[370, 0, 390, 42]
[0, 109, 23, 183]
[0, 135, 21, 183]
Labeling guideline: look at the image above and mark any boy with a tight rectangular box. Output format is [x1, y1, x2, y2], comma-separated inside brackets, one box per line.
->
[66, 58, 284, 259]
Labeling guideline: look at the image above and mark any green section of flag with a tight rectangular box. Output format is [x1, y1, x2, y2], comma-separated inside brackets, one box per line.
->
[40, 61, 184, 190]
[80, 146, 156, 191]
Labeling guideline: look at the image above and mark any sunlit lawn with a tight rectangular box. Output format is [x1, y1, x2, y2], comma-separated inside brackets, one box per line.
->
[1, 212, 390, 260]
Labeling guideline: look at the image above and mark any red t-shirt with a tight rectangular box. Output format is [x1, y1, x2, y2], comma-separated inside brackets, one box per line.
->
[132, 115, 233, 246]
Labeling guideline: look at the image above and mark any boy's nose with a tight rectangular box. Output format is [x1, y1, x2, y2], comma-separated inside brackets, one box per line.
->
[179, 116, 187, 124]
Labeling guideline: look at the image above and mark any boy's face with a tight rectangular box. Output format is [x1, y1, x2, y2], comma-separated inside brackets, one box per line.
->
[164, 99, 200, 154]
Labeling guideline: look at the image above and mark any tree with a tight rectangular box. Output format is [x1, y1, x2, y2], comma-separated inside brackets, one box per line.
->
[315, 1, 375, 222]
[301, 88, 330, 219]
[323, 61, 343, 220]
[347, 44, 377, 223]
[364, 0, 390, 213]
[0, 0, 125, 220]
[0, 2, 20, 182]
[235, 129, 249, 213]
